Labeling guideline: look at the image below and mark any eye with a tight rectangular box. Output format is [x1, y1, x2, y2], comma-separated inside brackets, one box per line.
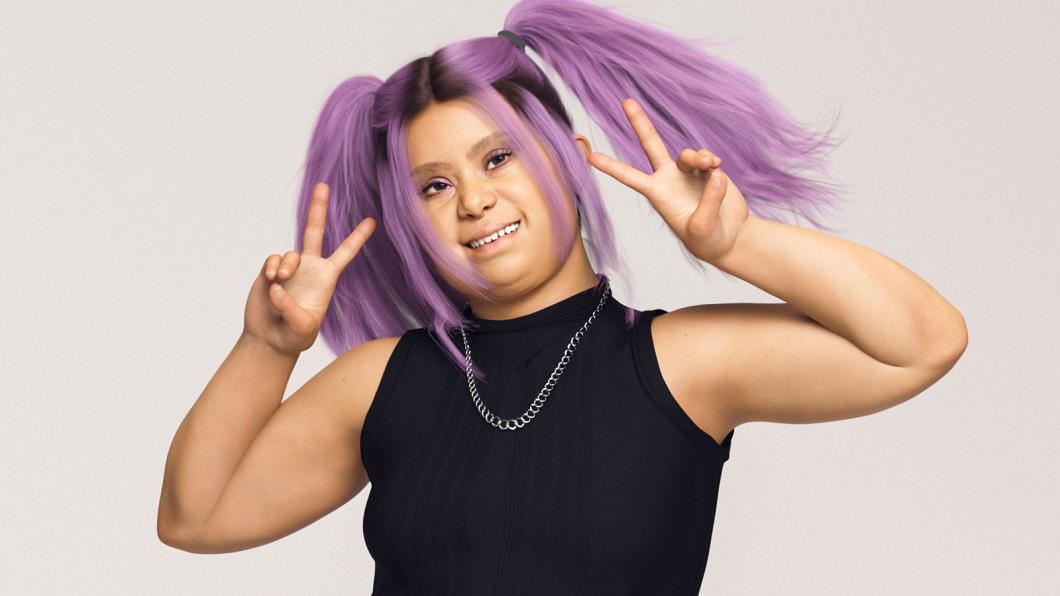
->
[418, 149, 512, 198]
[420, 179, 450, 197]
[485, 148, 512, 170]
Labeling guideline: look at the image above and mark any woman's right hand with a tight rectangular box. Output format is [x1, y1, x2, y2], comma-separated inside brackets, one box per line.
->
[243, 182, 377, 355]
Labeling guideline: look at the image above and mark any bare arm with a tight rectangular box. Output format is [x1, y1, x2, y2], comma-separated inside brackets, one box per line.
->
[710, 215, 968, 370]
[654, 216, 967, 431]
[157, 334, 398, 554]
[156, 331, 296, 544]
[156, 181, 381, 552]
[584, 97, 966, 431]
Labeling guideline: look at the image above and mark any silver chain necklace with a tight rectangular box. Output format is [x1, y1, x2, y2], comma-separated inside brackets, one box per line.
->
[459, 281, 612, 431]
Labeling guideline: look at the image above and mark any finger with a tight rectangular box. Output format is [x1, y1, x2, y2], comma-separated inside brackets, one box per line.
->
[302, 182, 330, 258]
[277, 251, 301, 280]
[696, 149, 721, 169]
[677, 148, 720, 173]
[259, 255, 273, 281]
[268, 282, 317, 333]
[622, 98, 672, 172]
[676, 149, 702, 174]
[689, 168, 728, 234]
[327, 217, 377, 271]
[264, 253, 282, 281]
[587, 150, 652, 195]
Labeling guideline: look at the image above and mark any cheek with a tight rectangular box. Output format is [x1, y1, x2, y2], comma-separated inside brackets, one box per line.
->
[412, 213, 459, 258]
[420, 209, 453, 240]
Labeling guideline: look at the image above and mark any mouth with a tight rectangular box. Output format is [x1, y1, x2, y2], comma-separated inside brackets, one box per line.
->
[464, 219, 521, 253]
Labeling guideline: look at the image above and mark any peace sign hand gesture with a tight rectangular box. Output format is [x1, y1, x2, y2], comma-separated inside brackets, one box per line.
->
[243, 182, 377, 355]
[587, 98, 749, 264]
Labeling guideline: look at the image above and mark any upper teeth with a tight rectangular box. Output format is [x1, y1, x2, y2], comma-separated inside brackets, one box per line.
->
[469, 221, 519, 248]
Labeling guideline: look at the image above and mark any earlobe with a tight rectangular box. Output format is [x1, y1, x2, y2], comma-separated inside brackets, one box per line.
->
[573, 134, 592, 163]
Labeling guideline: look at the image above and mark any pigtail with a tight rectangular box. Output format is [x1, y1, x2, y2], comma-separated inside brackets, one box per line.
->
[504, 0, 850, 270]
[295, 75, 418, 356]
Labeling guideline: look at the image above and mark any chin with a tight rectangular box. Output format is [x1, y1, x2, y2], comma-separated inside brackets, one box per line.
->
[433, 256, 527, 297]
[478, 259, 530, 287]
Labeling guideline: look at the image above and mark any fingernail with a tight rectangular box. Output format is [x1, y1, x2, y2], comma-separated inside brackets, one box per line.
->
[710, 171, 722, 186]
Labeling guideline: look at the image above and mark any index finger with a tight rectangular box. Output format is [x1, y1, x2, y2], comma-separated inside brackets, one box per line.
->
[327, 217, 376, 271]
[622, 98, 672, 172]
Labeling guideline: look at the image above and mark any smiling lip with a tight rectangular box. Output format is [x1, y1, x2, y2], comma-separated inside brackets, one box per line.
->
[465, 220, 520, 247]
[465, 220, 520, 256]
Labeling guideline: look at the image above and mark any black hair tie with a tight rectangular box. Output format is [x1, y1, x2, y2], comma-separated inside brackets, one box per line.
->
[497, 30, 527, 51]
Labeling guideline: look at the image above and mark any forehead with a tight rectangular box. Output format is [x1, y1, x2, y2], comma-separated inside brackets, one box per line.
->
[406, 100, 497, 165]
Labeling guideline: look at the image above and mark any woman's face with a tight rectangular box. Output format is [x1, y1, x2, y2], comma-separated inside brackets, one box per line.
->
[405, 98, 587, 299]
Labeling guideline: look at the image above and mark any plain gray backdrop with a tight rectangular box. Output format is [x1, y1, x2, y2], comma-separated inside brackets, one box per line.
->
[2, 0, 1057, 594]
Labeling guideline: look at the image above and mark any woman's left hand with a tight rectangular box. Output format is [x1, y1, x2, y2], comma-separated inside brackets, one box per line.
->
[587, 97, 749, 264]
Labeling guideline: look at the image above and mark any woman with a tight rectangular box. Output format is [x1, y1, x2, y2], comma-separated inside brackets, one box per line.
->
[156, 0, 968, 593]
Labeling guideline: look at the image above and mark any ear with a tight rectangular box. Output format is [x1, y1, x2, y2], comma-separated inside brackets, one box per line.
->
[573, 133, 592, 163]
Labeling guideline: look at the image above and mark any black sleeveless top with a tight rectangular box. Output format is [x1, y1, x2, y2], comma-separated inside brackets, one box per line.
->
[359, 283, 735, 595]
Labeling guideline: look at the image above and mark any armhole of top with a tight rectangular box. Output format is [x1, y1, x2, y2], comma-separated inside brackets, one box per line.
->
[359, 329, 419, 474]
[631, 308, 734, 462]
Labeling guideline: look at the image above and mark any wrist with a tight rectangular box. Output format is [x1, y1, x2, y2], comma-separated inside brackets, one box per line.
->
[237, 330, 301, 362]
[711, 214, 765, 273]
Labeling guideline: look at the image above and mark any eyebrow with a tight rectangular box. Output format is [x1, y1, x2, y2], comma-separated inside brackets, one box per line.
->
[410, 131, 509, 179]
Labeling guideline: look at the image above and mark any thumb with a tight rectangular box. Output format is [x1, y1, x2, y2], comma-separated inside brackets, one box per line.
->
[689, 168, 727, 233]
[268, 282, 317, 333]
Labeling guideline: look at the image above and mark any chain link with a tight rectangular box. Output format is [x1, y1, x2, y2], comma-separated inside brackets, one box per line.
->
[459, 281, 612, 431]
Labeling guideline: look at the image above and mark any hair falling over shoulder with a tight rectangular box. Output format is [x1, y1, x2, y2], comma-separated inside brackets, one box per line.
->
[294, 0, 849, 379]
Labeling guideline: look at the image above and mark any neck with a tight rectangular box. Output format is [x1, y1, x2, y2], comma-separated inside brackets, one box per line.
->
[466, 238, 600, 321]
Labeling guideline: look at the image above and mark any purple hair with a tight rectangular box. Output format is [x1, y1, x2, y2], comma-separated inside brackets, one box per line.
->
[294, 0, 848, 380]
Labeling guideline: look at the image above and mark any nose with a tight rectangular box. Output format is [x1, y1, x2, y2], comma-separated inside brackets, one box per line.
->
[458, 180, 497, 218]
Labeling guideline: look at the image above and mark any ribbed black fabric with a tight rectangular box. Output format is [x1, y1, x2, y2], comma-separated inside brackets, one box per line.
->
[360, 278, 735, 595]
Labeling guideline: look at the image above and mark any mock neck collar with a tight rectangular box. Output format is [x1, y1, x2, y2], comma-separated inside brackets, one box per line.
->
[461, 274, 611, 334]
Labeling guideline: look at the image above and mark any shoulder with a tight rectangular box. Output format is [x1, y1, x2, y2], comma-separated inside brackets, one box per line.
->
[650, 300, 810, 400]
[329, 332, 417, 434]
[646, 304, 736, 377]
[646, 304, 768, 433]
[650, 301, 802, 369]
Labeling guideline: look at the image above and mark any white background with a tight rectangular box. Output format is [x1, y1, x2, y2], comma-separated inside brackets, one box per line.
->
[1, 0, 1057, 593]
